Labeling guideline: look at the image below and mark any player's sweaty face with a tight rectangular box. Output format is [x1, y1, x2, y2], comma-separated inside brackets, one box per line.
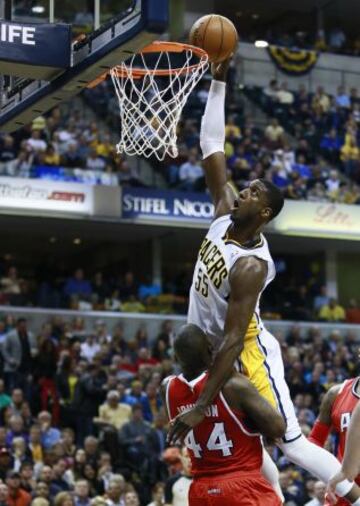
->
[231, 180, 265, 220]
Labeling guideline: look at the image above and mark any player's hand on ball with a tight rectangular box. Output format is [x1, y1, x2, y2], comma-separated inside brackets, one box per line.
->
[211, 57, 232, 82]
[168, 405, 206, 445]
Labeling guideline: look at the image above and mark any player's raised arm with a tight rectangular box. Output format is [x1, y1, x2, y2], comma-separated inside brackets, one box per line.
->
[168, 256, 266, 443]
[200, 59, 238, 219]
[223, 373, 286, 440]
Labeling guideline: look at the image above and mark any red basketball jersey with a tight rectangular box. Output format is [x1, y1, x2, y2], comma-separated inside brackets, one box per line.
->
[331, 377, 360, 486]
[166, 372, 263, 478]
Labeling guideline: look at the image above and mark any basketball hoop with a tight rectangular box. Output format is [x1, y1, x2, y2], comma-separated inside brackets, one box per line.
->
[110, 41, 209, 161]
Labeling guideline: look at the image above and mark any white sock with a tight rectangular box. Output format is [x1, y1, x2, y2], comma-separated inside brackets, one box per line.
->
[279, 435, 353, 497]
[200, 80, 226, 159]
[262, 447, 284, 502]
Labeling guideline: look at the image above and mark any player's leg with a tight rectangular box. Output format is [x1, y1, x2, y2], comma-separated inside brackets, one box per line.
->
[241, 328, 357, 501]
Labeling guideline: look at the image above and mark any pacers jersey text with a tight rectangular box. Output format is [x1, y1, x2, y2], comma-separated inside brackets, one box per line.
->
[166, 372, 262, 478]
[188, 214, 275, 350]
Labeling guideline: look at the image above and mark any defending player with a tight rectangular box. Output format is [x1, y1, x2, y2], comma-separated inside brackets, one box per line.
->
[163, 324, 285, 506]
[168, 58, 360, 505]
[309, 376, 360, 505]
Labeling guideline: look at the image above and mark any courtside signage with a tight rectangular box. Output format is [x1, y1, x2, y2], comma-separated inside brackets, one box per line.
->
[122, 188, 214, 224]
[0, 177, 93, 216]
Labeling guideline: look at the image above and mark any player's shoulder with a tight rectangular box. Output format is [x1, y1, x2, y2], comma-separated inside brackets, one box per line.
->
[323, 383, 343, 406]
[222, 372, 254, 406]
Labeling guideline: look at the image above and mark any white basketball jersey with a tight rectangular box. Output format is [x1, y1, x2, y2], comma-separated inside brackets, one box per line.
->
[188, 214, 276, 351]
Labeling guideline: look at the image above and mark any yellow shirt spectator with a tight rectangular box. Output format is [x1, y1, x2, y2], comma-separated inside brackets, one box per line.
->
[95, 391, 132, 430]
[319, 300, 345, 321]
[341, 142, 359, 161]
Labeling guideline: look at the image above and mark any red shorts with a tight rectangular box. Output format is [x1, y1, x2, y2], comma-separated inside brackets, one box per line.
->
[189, 470, 282, 506]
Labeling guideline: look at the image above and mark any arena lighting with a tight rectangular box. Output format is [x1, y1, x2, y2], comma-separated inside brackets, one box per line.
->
[73, 238, 82, 245]
[31, 5, 45, 13]
[255, 40, 269, 48]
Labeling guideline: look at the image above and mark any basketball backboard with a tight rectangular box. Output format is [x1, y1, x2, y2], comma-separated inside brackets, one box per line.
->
[0, 0, 168, 132]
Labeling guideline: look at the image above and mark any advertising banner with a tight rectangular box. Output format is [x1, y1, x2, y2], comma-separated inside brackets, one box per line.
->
[122, 187, 214, 225]
[273, 200, 360, 240]
[0, 21, 71, 78]
[0, 177, 94, 216]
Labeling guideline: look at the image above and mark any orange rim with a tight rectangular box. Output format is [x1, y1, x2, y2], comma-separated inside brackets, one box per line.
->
[111, 40, 208, 79]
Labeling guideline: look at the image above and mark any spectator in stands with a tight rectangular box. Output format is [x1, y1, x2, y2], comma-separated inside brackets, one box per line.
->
[336, 86, 351, 109]
[277, 82, 294, 105]
[320, 129, 342, 163]
[80, 335, 101, 363]
[38, 411, 61, 450]
[340, 135, 360, 177]
[318, 298, 346, 321]
[104, 477, 126, 506]
[64, 269, 92, 305]
[264, 118, 285, 149]
[74, 480, 90, 506]
[73, 363, 106, 444]
[94, 390, 131, 431]
[1, 267, 21, 297]
[0, 379, 11, 411]
[86, 149, 106, 172]
[312, 86, 330, 114]
[124, 491, 139, 506]
[304, 480, 326, 506]
[325, 169, 341, 194]
[178, 153, 203, 191]
[118, 404, 157, 471]
[328, 27, 346, 52]
[2, 318, 37, 392]
[6, 470, 31, 506]
[0, 136, 16, 164]
[345, 298, 360, 323]
[146, 483, 164, 506]
[26, 130, 47, 153]
[292, 154, 312, 179]
[118, 272, 138, 302]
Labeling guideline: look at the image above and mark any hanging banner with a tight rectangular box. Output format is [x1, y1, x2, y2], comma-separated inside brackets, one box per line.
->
[121, 187, 214, 225]
[267, 45, 318, 76]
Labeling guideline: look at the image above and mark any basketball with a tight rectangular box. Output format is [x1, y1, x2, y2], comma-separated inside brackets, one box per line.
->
[189, 14, 238, 63]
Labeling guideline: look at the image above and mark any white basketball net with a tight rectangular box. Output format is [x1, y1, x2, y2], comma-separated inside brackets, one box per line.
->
[110, 43, 208, 161]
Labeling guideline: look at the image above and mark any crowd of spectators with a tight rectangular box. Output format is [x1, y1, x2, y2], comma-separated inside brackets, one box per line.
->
[242, 79, 360, 203]
[0, 108, 145, 187]
[2, 67, 360, 206]
[1, 262, 360, 324]
[245, 26, 360, 56]
[0, 314, 357, 506]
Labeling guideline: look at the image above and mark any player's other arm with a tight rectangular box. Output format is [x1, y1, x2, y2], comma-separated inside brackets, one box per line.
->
[223, 373, 286, 439]
[200, 59, 238, 219]
[195, 256, 267, 411]
[168, 257, 267, 444]
[308, 384, 340, 446]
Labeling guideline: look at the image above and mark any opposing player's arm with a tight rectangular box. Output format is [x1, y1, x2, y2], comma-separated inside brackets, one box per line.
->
[308, 384, 340, 446]
[167, 256, 267, 444]
[223, 373, 286, 439]
[200, 59, 238, 219]
[328, 401, 360, 499]
[342, 401, 360, 479]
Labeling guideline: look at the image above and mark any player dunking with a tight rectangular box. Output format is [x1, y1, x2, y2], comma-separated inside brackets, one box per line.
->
[309, 376, 360, 505]
[164, 324, 285, 506]
[168, 58, 360, 505]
